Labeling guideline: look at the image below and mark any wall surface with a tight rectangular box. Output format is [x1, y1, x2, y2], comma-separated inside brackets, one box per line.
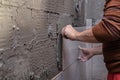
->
[52, 27, 108, 80]
[0, 0, 107, 80]
[0, 0, 76, 80]
[85, 0, 105, 23]
[52, 1, 108, 80]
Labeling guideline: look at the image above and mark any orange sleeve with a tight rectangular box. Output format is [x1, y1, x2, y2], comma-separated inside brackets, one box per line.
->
[92, 0, 120, 43]
[92, 20, 119, 43]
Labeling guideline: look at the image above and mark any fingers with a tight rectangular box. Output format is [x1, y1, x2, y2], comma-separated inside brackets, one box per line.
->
[78, 45, 81, 49]
[77, 56, 87, 62]
[78, 45, 83, 50]
[61, 26, 69, 39]
[61, 27, 65, 37]
[78, 45, 85, 50]
[61, 25, 72, 37]
[78, 46, 85, 52]
[78, 45, 88, 62]
[61, 25, 77, 40]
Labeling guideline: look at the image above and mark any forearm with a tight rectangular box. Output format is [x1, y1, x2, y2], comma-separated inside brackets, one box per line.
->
[91, 46, 103, 55]
[75, 28, 100, 43]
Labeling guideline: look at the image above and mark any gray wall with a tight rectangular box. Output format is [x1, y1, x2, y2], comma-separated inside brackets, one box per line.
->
[52, 27, 108, 80]
[0, 0, 76, 80]
[0, 0, 107, 80]
[85, 0, 105, 22]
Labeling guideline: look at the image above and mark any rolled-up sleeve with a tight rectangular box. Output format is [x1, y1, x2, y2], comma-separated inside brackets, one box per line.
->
[92, 0, 120, 43]
[92, 18, 120, 43]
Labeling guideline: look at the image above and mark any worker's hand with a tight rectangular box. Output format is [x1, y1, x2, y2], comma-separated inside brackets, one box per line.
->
[61, 25, 79, 40]
[78, 46, 95, 62]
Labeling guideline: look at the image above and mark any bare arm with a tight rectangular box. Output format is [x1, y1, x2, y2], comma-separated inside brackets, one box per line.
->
[90, 46, 103, 55]
[61, 25, 103, 61]
[61, 25, 100, 43]
[76, 29, 100, 43]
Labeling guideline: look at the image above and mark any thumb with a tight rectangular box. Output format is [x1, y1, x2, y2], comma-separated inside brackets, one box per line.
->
[78, 46, 85, 51]
[78, 45, 82, 49]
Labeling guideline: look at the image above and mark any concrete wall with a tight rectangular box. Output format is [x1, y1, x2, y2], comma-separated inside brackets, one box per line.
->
[73, 0, 105, 26]
[85, 0, 105, 23]
[0, 0, 107, 80]
[0, 0, 76, 80]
